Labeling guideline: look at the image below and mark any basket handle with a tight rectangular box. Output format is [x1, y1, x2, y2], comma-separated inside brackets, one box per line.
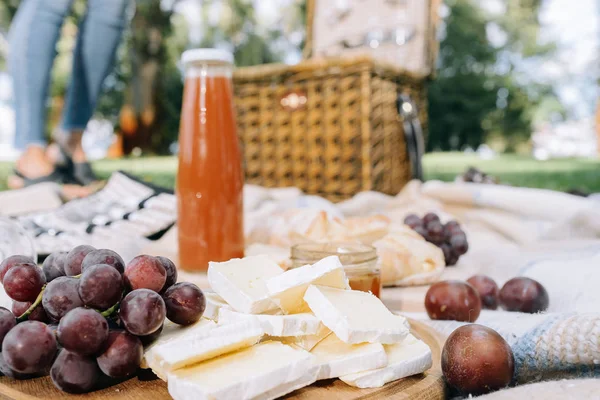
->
[396, 94, 424, 181]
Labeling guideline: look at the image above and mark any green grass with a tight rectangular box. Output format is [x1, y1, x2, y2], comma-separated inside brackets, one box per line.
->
[1, 152, 599, 193]
[424, 153, 600, 193]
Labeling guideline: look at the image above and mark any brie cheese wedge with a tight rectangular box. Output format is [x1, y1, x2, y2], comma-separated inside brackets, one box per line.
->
[304, 285, 409, 344]
[167, 341, 317, 400]
[276, 323, 332, 351]
[266, 256, 350, 314]
[340, 334, 432, 388]
[203, 291, 233, 321]
[145, 319, 264, 380]
[218, 308, 321, 337]
[208, 255, 282, 314]
[141, 319, 216, 369]
[311, 333, 388, 380]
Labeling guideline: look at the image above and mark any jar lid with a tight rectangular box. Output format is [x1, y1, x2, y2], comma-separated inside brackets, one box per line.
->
[181, 48, 234, 66]
[291, 242, 377, 265]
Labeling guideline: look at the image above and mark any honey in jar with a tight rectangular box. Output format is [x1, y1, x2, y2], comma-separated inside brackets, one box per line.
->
[291, 242, 381, 298]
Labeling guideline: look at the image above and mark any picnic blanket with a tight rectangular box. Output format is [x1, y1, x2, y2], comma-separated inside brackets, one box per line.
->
[0, 173, 599, 396]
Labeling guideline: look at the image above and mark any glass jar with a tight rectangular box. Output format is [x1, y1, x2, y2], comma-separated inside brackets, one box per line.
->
[177, 49, 244, 271]
[291, 242, 381, 297]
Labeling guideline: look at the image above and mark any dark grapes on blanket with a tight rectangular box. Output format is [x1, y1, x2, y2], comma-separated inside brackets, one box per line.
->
[0, 249, 196, 395]
[403, 213, 469, 266]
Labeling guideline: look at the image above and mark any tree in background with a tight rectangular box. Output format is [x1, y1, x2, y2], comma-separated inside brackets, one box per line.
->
[428, 0, 562, 151]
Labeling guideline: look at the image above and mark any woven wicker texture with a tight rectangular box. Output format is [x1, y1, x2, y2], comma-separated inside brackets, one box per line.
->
[233, 56, 427, 202]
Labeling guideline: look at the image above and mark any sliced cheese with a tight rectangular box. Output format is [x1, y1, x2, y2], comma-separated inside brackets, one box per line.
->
[276, 323, 332, 351]
[208, 255, 282, 314]
[340, 334, 432, 388]
[146, 319, 264, 380]
[203, 291, 233, 321]
[304, 285, 409, 344]
[141, 319, 216, 369]
[311, 333, 388, 380]
[167, 341, 317, 400]
[218, 308, 321, 337]
[266, 256, 350, 314]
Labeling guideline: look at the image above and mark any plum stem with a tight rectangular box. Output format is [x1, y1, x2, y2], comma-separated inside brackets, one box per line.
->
[16, 284, 46, 322]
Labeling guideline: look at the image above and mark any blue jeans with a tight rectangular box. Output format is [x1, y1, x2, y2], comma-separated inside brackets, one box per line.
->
[8, 0, 131, 150]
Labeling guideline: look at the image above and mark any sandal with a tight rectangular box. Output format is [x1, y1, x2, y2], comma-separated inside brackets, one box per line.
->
[55, 145, 99, 186]
[11, 167, 78, 187]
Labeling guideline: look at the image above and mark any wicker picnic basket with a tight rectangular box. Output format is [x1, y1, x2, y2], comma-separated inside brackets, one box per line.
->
[233, 0, 439, 202]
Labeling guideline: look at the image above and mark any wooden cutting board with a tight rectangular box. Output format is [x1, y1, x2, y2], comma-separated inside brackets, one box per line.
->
[0, 320, 446, 400]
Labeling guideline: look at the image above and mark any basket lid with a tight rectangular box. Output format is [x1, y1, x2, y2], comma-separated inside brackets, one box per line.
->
[181, 48, 234, 66]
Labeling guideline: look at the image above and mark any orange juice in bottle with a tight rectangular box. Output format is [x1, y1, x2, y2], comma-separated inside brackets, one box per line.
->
[177, 49, 243, 271]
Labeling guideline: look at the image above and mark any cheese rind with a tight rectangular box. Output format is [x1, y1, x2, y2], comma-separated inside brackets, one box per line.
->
[304, 285, 409, 344]
[146, 319, 264, 380]
[203, 291, 233, 321]
[208, 255, 282, 314]
[167, 341, 317, 400]
[218, 308, 321, 337]
[141, 319, 216, 369]
[340, 334, 433, 388]
[311, 334, 388, 380]
[266, 256, 350, 314]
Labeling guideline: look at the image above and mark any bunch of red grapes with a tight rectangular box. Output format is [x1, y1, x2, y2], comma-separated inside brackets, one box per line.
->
[403, 213, 468, 266]
[0, 246, 206, 394]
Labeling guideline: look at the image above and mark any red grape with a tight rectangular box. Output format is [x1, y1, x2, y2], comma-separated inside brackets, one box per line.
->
[57, 308, 109, 356]
[2, 321, 58, 374]
[157, 256, 178, 292]
[450, 232, 469, 255]
[413, 225, 428, 238]
[12, 300, 49, 322]
[42, 277, 84, 321]
[426, 221, 446, 245]
[78, 264, 123, 310]
[0, 307, 16, 347]
[444, 220, 462, 235]
[96, 330, 143, 378]
[124, 255, 166, 292]
[163, 283, 206, 325]
[42, 252, 67, 282]
[81, 249, 125, 274]
[0, 351, 40, 379]
[0, 255, 35, 282]
[403, 214, 422, 229]
[423, 212, 440, 225]
[3, 263, 46, 302]
[50, 350, 100, 394]
[139, 324, 163, 346]
[64, 245, 95, 276]
[119, 289, 166, 336]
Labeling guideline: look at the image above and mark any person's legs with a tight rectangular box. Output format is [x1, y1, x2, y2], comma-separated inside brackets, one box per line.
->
[59, 0, 131, 168]
[7, 0, 74, 186]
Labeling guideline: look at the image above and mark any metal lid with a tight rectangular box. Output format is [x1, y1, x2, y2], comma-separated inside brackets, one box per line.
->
[181, 48, 234, 66]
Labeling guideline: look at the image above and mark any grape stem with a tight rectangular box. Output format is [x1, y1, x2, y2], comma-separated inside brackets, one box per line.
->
[16, 285, 46, 322]
[100, 302, 120, 318]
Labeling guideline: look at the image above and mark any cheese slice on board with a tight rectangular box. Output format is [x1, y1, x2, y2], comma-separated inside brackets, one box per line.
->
[208, 255, 282, 314]
[284, 323, 332, 351]
[141, 319, 216, 369]
[218, 308, 321, 337]
[145, 319, 263, 380]
[304, 285, 409, 344]
[311, 333, 388, 380]
[340, 334, 433, 388]
[266, 256, 350, 314]
[203, 291, 233, 321]
[167, 341, 317, 400]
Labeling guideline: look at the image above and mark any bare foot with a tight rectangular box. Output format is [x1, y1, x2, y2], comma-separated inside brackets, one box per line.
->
[8, 146, 55, 189]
